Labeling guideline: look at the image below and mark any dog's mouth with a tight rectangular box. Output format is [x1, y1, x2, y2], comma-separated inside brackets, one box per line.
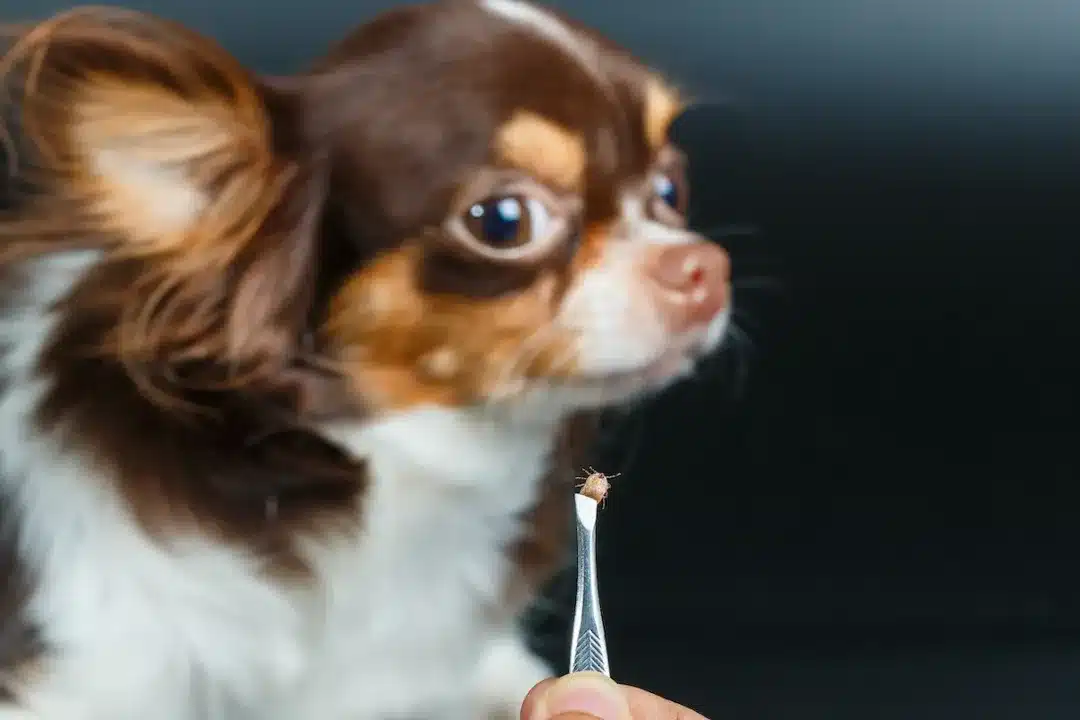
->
[492, 306, 731, 414]
[567, 302, 733, 400]
[596, 340, 703, 388]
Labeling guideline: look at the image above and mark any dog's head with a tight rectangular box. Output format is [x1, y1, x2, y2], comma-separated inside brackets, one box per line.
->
[2, 0, 730, 423]
[304, 0, 731, 418]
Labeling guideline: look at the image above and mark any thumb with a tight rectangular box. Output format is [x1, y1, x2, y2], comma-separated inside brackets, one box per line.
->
[523, 672, 632, 720]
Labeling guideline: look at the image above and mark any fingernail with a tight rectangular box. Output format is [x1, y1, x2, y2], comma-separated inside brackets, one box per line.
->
[532, 672, 630, 720]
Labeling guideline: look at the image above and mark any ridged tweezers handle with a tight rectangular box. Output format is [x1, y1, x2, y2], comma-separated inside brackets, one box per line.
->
[569, 495, 610, 676]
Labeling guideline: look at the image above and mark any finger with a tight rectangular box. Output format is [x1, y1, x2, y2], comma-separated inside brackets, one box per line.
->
[521, 677, 557, 720]
[620, 684, 709, 720]
[523, 672, 632, 720]
[522, 672, 709, 720]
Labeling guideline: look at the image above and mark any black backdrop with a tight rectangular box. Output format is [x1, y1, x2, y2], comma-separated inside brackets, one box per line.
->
[11, 0, 1080, 717]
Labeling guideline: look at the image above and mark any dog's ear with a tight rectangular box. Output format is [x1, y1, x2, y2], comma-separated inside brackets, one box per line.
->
[1, 9, 327, 386]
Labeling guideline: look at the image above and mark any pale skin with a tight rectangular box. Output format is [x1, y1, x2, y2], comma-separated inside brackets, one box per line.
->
[521, 672, 709, 720]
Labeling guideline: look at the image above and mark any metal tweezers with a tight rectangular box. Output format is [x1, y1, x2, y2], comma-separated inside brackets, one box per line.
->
[569, 493, 610, 676]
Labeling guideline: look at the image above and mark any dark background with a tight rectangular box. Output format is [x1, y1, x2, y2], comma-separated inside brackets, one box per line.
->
[13, 0, 1080, 717]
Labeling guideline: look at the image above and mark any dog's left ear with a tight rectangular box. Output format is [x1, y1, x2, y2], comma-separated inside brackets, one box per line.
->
[2, 8, 326, 382]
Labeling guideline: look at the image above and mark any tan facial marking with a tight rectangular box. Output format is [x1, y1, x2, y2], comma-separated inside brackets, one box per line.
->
[644, 75, 684, 149]
[495, 111, 586, 190]
[325, 247, 577, 412]
[419, 346, 460, 380]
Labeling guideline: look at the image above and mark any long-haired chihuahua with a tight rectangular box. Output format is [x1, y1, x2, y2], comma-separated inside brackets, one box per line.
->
[0, 1, 730, 717]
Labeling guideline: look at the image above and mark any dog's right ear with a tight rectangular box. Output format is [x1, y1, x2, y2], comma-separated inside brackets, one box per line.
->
[1, 7, 284, 248]
[0, 9, 329, 387]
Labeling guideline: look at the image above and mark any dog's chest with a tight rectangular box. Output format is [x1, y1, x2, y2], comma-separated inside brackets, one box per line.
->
[282, 419, 552, 719]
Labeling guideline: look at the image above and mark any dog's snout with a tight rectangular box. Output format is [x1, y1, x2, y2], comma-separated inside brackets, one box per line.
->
[644, 242, 730, 334]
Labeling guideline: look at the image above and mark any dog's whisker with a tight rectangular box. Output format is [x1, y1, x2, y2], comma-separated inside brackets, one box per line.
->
[698, 222, 761, 240]
[733, 275, 787, 294]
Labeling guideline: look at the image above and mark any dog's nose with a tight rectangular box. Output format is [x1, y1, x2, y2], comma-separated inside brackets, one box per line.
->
[644, 241, 730, 334]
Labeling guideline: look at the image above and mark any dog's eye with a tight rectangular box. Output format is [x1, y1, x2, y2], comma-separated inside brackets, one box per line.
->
[445, 174, 573, 262]
[653, 172, 680, 211]
[646, 150, 690, 227]
[463, 194, 553, 249]
[648, 168, 689, 225]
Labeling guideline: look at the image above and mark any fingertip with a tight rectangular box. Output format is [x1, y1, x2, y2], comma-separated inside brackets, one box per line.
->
[619, 684, 709, 720]
[521, 677, 557, 720]
[527, 672, 631, 720]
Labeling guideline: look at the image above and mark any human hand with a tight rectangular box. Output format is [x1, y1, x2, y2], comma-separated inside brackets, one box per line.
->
[520, 672, 707, 720]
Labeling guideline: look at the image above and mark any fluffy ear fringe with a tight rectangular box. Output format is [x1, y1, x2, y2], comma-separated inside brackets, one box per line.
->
[0, 8, 328, 403]
[0, 7, 277, 248]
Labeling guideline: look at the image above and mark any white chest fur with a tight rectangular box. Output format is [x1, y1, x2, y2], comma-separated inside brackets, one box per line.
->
[288, 410, 559, 720]
[0, 255, 555, 720]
